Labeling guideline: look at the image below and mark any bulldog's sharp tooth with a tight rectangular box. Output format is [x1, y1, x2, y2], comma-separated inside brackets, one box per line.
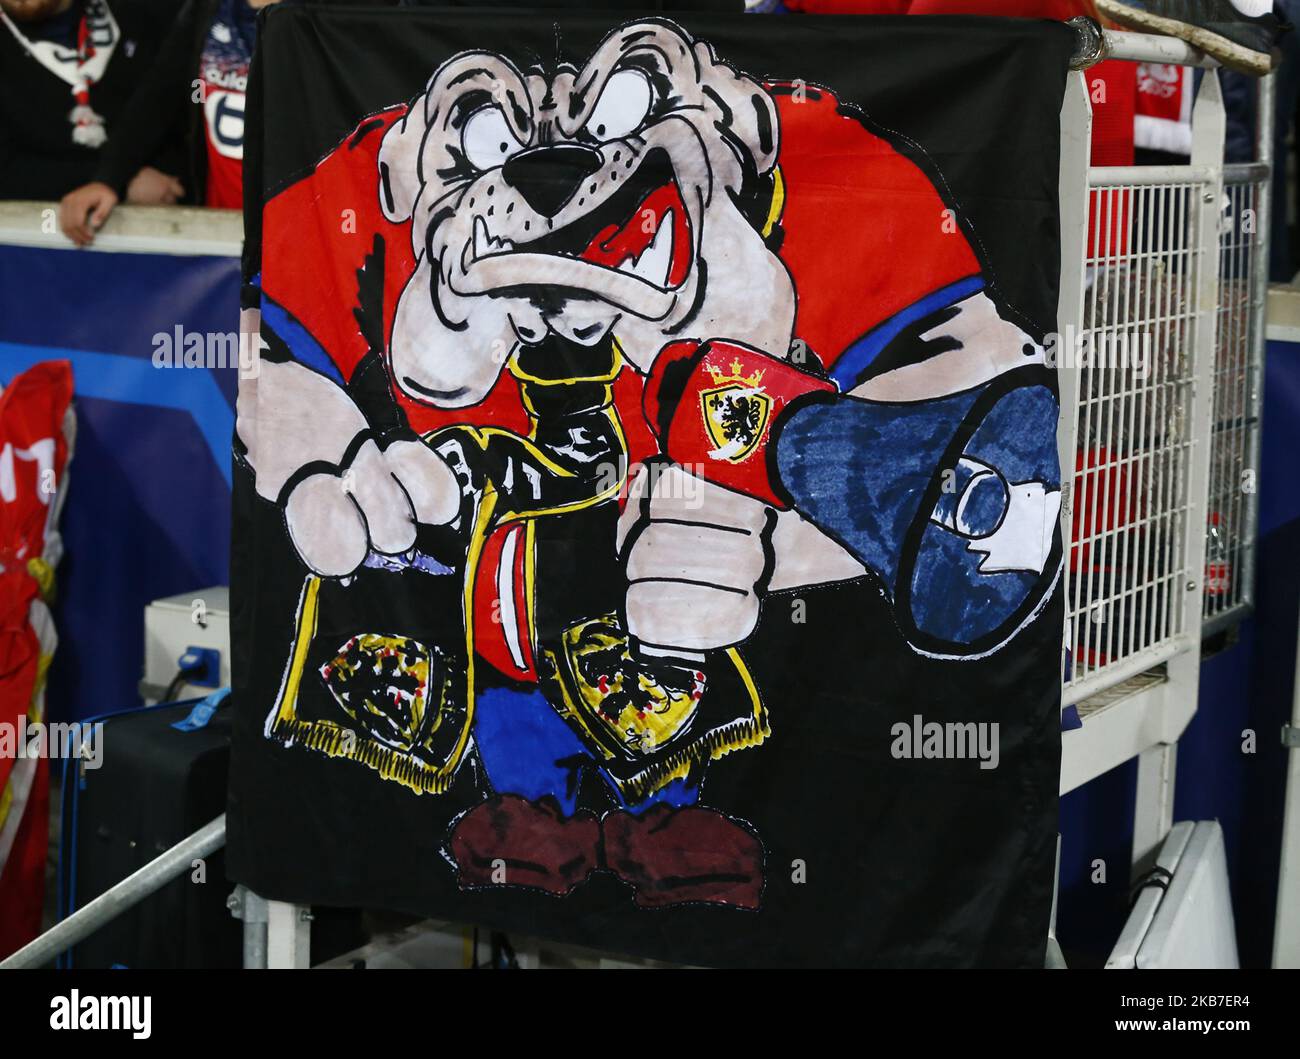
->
[498, 238, 514, 253]
[473, 217, 490, 260]
[632, 211, 673, 288]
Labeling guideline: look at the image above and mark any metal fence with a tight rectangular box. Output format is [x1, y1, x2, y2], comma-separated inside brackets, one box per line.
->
[1204, 164, 1267, 632]
[1065, 171, 1209, 700]
[1059, 47, 1269, 705]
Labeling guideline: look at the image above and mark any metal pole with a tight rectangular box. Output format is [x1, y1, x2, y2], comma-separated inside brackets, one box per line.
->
[1067, 15, 1106, 70]
[1068, 19, 1221, 71]
[1100, 30, 1220, 69]
[245, 915, 269, 970]
[1089, 164, 1222, 187]
[1241, 72, 1274, 613]
[1223, 162, 1271, 186]
[1275, 582, 1300, 966]
[1045, 835, 1067, 968]
[0, 814, 226, 970]
[1066, 18, 1216, 70]
[1132, 743, 1178, 874]
[227, 884, 270, 969]
[1056, 67, 1091, 702]
[1181, 65, 1228, 650]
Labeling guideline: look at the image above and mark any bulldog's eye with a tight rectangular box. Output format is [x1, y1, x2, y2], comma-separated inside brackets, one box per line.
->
[585, 68, 652, 142]
[461, 107, 525, 171]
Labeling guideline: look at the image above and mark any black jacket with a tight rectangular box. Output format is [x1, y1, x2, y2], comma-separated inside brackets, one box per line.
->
[0, 0, 182, 200]
[94, 0, 397, 205]
[93, 0, 222, 203]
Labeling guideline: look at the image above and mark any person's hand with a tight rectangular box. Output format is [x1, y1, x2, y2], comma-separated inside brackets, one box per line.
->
[125, 166, 185, 206]
[58, 182, 119, 247]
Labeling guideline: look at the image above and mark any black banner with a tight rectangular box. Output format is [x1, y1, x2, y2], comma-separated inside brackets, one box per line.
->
[230, 4, 1072, 967]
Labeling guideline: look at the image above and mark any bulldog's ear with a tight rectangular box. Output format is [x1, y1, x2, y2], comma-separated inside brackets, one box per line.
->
[378, 107, 426, 223]
[694, 42, 780, 177]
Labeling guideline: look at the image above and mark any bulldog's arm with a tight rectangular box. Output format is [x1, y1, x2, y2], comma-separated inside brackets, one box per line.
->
[643, 333, 1047, 578]
[849, 290, 1044, 403]
[643, 336, 1060, 655]
[236, 337, 460, 577]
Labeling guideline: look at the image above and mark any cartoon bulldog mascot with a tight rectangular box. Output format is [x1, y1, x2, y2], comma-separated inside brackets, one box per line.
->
[239, 18, 1061, 910]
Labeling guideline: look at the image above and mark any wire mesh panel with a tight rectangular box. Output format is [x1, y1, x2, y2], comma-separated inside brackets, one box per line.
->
[1203, 173, 1263, 628]
[1064, 179, 1205, 697]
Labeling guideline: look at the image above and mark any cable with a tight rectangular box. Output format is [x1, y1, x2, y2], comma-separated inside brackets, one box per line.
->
[161, 664, 203, 704]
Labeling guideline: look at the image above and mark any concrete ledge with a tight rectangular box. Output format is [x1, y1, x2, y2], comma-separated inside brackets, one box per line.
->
[0, 201, 242, 258]
[1267, 284, 1300, 344]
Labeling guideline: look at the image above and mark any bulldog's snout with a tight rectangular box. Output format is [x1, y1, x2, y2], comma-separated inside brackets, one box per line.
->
[502, 144, 603, 218]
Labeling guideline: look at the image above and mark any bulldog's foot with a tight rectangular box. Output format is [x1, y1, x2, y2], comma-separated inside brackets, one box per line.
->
[449, 795, 599, 896]
[602, 804, 764, 910]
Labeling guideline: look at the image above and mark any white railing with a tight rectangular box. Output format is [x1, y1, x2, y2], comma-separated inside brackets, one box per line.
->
[1061, 53, 1223, 708]
[1059, 24, 1271, 882]
[1204, 161, 1267, 632]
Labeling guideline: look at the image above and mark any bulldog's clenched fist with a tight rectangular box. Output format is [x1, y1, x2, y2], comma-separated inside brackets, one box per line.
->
[283, 438, 460, 577]
[617, 463, 774, 653]
[237, 354, 461, 577]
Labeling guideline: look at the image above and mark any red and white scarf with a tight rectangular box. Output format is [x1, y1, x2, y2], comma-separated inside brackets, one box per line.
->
[1134, 62, 1193, 157]
[0, 0, 119, 148]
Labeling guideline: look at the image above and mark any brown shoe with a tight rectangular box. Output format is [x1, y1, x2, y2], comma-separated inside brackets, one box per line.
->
[449, 795, 600, 896]
[602, 805, 764, 910]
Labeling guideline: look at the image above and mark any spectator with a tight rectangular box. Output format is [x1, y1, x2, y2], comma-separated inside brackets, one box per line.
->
[0, 0, 184, 201]
[1097, 1, 1281, 76]
[1223, 0, 1300, 279]
[59, 0, 281, 245]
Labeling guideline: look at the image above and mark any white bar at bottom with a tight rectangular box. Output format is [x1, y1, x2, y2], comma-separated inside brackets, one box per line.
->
[266, 901, 311, 969]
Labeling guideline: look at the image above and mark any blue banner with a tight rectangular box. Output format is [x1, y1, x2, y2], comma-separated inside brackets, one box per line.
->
[0, 243, 238, 721]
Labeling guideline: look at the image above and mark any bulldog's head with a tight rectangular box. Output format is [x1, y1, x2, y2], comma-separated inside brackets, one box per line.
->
[377, 19, 795, 407]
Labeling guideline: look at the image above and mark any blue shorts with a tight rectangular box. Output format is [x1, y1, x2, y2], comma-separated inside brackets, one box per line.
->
[471, 686, 700, 816]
